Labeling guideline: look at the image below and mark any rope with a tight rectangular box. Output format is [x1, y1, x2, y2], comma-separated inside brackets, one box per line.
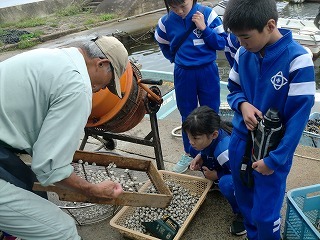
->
[294, 153, 320, 161]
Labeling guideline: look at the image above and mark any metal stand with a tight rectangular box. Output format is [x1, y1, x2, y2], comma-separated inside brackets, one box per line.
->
[79, 111, 164, 170]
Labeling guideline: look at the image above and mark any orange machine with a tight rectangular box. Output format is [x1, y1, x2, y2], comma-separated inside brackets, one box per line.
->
[80, 61, 165, 169]
[87, 62, 145, 133]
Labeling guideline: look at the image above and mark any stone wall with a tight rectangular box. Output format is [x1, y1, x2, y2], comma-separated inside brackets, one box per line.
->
[0, 0, 85, 24]
[95, 0, 165, 18]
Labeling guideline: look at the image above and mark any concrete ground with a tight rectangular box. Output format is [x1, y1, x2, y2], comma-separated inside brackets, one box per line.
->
[76, 117, 320, 240]
[1, 1, 319, 239]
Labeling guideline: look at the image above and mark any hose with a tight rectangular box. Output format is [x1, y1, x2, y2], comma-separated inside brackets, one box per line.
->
[171, 126, 182, 138]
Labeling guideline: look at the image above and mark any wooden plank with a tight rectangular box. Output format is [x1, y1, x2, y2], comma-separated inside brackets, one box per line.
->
[33, 150, 172, 207]
[33, 183, 172, 208]
[73, 150, 150, 171]
[147, 161, 171, 194]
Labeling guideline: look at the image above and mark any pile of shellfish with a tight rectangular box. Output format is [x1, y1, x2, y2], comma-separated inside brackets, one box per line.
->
[123, 181, 201, 234]
[49, 161, 150, 225]
[73, 161, 149, 192]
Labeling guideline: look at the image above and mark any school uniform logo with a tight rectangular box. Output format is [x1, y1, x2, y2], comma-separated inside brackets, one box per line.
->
[193, 28, 202, 38]
[270, 71, 288, 90]
[193, 28, 204, 45]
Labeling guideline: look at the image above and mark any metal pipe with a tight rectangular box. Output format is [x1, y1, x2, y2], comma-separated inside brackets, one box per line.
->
[137, 79, 163, 104]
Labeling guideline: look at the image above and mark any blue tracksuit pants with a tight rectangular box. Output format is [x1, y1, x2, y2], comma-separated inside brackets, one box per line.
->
[229, 132, 291, 240]
[174, 62, 220, 153]
[218, 174, 240, 214]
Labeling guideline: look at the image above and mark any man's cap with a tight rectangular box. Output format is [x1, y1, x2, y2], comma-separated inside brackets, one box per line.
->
[95, 36, 128, 98]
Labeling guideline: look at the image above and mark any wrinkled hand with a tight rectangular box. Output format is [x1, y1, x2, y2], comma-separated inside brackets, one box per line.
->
[202, 166, 218, 181]
[252, 159, 274, 175]
[91, 180, 123, 199]
[192, 11, 206, 31]
[240, 102, 263, 131]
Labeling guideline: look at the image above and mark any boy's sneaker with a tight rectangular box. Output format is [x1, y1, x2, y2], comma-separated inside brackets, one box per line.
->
[230, 213, 247, 236]
[172, 154, 193, 173]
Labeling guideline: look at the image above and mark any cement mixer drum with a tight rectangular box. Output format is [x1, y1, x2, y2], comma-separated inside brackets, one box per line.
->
[86, 61, 147, 133]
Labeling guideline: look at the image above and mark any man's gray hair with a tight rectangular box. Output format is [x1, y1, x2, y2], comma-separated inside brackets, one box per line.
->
[82, 40, 105, 59]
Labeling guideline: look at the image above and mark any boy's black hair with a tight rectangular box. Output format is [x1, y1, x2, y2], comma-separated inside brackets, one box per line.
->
[164, 0, 197, 13]
[182, 105, 233, 137]
[223, 0, 278, 33]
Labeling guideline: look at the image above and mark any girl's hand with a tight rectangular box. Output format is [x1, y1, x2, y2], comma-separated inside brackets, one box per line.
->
[202, 166, 218, 181]
[192, 11, 206, 31]
[190, 157, 202, 170]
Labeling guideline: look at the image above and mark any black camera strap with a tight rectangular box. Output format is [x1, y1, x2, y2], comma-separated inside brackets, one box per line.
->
[240, 131, 254, 188]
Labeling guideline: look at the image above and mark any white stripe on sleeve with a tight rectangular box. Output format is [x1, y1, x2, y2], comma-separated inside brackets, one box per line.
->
[217, 150, 229, 166]
[158, 18, 166, 33]
[154, 31, 170, 45]
[229, 68, 240, 85]
[207, 10, 218, 25]
[288, 82, 316, 96]
[290, 53, 313, 73]
[215, 24, 225, 34]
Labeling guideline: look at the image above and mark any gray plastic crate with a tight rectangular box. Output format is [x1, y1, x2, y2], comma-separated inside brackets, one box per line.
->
[299, 112, 320, 148]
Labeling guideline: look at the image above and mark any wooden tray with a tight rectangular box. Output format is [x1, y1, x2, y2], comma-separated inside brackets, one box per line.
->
[33, 150, 172, 208]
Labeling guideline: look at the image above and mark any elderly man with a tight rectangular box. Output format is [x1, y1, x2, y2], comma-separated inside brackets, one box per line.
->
[0, 36, 127, 239]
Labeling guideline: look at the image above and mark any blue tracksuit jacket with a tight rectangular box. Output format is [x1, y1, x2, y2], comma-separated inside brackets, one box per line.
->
[154, 3, 226, 65]
[200, 129, 231, 178]
[227, 28, 315, 240]
[197, 129, 240, 214]
[154, 3, 227, 153]
[224, 32, 240, 67]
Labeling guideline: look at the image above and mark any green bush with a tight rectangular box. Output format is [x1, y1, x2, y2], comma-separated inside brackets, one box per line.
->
[99, 14, 114, 21]
[18, 31, 42, 49]
[17, 39, 39, 49]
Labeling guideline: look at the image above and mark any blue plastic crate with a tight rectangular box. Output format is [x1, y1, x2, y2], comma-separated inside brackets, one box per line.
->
[299, 113, 320, 148]
[283, 184, 320, 240]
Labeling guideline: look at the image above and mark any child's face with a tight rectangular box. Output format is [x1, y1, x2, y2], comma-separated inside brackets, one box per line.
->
[231, 20, 277, 54]
[186, 132, 216, 151]
[169, 0, 193, 19]
[232, 28, 270, 53]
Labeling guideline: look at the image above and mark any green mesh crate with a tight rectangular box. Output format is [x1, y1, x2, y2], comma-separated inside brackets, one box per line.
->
[283, 184, 320, 240]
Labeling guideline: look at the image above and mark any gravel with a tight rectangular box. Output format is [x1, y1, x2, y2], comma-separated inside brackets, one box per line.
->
[0, 29, 30, 44]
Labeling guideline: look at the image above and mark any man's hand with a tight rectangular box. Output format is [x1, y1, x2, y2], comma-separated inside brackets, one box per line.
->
[57, 172, 123, 199]
[252, 159, 274, 175]
[240, 102, 263, 131]
[90, 181, 123, 198]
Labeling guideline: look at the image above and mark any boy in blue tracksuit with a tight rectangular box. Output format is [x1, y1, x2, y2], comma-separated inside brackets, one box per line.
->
[184, 106, 246, 236]
[154, 0, 226, 173]
[223, 0, 315, 239]
[224, 32, 240, 68]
